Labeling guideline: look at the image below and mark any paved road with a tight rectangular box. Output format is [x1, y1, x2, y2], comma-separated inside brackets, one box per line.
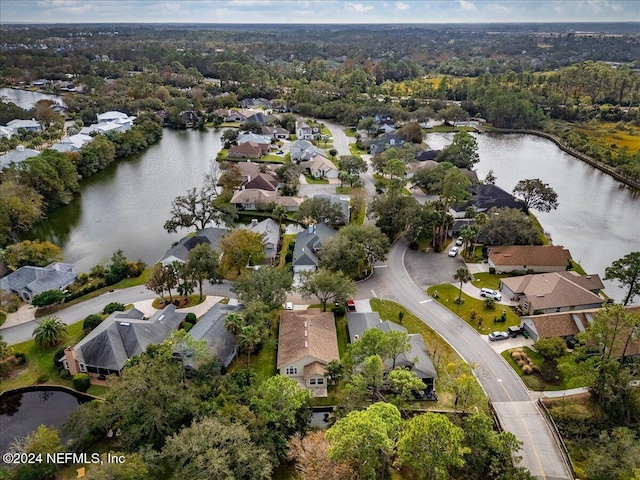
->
[359, 238, 573, 480]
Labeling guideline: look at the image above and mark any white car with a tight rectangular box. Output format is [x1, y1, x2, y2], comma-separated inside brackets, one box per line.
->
[480, 288, 502, 301]
[448, 247, 459, 257]
[285, 302, 293, 310]
[455, 237, 463, 246]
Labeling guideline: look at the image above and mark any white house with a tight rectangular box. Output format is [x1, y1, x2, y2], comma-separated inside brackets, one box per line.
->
[6, 119, 42, 134]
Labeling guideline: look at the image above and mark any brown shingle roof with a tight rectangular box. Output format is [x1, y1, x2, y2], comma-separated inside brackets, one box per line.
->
[228, 142, 262, 158]
[489, 245, 571, 268]
[244, 172, 278, 191]
[502, 272, 604, 311]
[556, 271, 605, 291]
[277, 309, 339, 369]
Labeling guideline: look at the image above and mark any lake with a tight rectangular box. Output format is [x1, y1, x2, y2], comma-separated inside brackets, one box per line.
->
[0, 87, 66, 110]
[427, 132, 640, 303]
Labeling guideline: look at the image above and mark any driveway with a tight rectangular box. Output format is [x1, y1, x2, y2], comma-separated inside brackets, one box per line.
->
[358, 238, 573, 480]
[404, 245, 464, 288]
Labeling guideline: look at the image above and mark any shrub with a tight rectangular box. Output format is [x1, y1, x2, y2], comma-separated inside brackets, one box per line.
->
[73, 373, 90, 392]
[409, 242, 419, 250]
[83, 314, 103, 332]
[484, 298, 496, 310]
[331, 305, 346, 316]
[470, 309, 477, 321]
[522, 364, 533, 375]
[0, 361, 13, 379]
[182, 322, 194, 332]
[489, 267, 496, 274]
[32, 289, 65, 307]
[14, 352, 27, 364]
[285, 252, 293, 263]
[36, 373, 50, 383]
[534, 336, 566, 360]
[103, 302, 125, 315]
[53, 346, 67, 369]
[185, 313, 197, 324]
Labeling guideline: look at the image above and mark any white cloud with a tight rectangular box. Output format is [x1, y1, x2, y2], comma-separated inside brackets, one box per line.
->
[346, 2, 375, 13]
[395, 2, 409, 12]
[459, 0, 477, 11]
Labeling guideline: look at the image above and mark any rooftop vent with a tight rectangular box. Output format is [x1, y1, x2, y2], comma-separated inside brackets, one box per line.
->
[120, 322, 130, 326]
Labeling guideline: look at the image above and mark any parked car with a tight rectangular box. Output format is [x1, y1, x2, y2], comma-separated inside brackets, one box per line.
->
[347, 299, 356, 311]
[448, 247, 459, 257]
[480, 288, 502, 301]
[455, 237, 463, 246]
[285, 302, 293, 310]
[488, 331, 509, 341]
[276, 150, 284, 154]
[508, 326, 523, 338]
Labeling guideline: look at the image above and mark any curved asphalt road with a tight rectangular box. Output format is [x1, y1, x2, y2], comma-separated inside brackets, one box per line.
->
[363, 238, 573, 480]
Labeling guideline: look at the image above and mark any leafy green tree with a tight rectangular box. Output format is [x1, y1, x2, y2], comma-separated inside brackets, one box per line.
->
[396, 412, 469, 480]
[219, 229, 265, 275]
[73, 373, 91, 392]
[512, 178, 559, 212]
[298, 268, 356, 312]
[251, 375, 312, 444]
[271, 203, 288, 232]
[319, 234, 367, 278]
[481, 207, 541, 245]
[233, 267, 293, 310]
[164, 185, 237, 233]
[78, 135, 116, 177]
[162, 416, 272, 480]
[347, 328, 410, 369]
[224, 312, 246, 340]
[398, 122, 424, 143]
[12, 425, 63, 480]
[338, 154, 367, 177]
[605, 252, 640, 306]
[387, 368, 425, 400]
[31, 289, 65, 307]
[82, 314, 103, 333]
[0, 180, 44, 246]
[453, 267, 472, 303]
[367, 193, 420, 240]
[146, 263, 167, 299]
[287, 431, 357, 480]
[327, 402, 401, 480]
[85, 452, 149, 480]
[17, 149, 79, 209]
[294, 197, 345, 226]
[534, 337, 566, 360]
[411, 162, 456, 195]
[347, 354, 386, 402]
[33, 316, 67, 348]
[2, 240, 63, 269]
[436, 131, 479, 169]
[185, 242, 220, 300]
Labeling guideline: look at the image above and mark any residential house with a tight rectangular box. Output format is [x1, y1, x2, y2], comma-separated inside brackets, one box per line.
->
[500, 271, 604, 315]
[488, 245, 572, 273]
[230, 189, 302, 212]
[158, 227, 228, 266]
[227, 142, 263, 159]
[233, 161, 278, 189]
[179, 110, 200, 127]
[300, 154, 339, 179]
[237, 133, 272, 153]
[244, 172, 279, 191]
[51, 133, 93, 153]
[97, 111, 132, 123]
[0, 126, 14, 138]
[366, 132, 405, 155]
[453, 184, 526, 218]
[277, 308, 339, 397]
[241, 98, 272, 109]
[62, 305, 185, 381]
[0, 145, 40, 170]
[415, 149, 441, 162]
[189, 302, 243, 368]
[520, 305, 640, 359]
[244, 218, 281, 263]
[290, 139, 326, 162]
[292, 224, 336, 273]
[346, 311, 437, 392]
[215, 109, 247, 123]
[244, 112, 270, 125]
[6, 118, 42, 134]
[81, 111, 135, 135]
[261, 125, 289, 139]
[0, 262, 77, 303]
[295, 120, 318, 141]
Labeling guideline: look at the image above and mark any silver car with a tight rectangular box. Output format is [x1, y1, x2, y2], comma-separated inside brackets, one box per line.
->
[488, 331, 509, 341]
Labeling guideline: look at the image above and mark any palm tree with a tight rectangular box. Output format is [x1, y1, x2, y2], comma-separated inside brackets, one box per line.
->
[33, 316, 67, 349]
[224, 312, 245, 340]
[460, 225, 477, 260]
[453, 267, 473, 304]
[238, 325, 261, 368]
[474, 212, 489, 252]
[272, 204, 288, 233]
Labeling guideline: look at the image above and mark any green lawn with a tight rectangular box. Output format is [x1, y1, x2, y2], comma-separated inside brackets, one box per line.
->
[529, 212, 550, 245]
[370, 299, 488, 412]
[0, 311, 6, 327]
[344, 127, 357, 137]
[335, 314, 349, 358]
[261, 154, 287, 163]
[1, 322, 104, 396]
[501, 347, 582, 391]
[470, 272, 509, 290]
[278, 234, 295, 269]
[349, 143, 365, 155]
[226, 314, 278, 386]
[569, 259, 587, 275]
[304, 174, 329, 184]
[335, 186, 352, 194]
[426, 284, 521, 335]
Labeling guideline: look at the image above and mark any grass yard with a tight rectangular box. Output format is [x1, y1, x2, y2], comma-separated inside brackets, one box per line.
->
[335, 314, 349, 358]
[2, 322, 104, 397]
[349, 143, 365, 155]
[426, 284, 521, 335]
[151, 294, 206, 310]
[370, 299, 488, 413]
[501, 347, 584, 391]
[335, 186, 352, 194]
[278, 234, 295, 269]
[0, 311, 5, 327]
[261, 154, 287, 163]
[304, 174, 329, 184]
[344, 127, 357, 137]
[470, 272, 509, 290]
[529, 212, 550, 245]
[573, 121, 640, 154]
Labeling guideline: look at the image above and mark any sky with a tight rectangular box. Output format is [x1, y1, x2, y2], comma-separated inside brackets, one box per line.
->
[0, 0, 638, 24]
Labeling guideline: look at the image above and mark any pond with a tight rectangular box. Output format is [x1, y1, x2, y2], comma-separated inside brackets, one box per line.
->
[0, 387, 91, 454]
[0, 87, 66, 109]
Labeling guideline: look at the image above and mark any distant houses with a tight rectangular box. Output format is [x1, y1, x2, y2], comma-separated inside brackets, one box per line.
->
[159, 227, 228, 266]
[488, 245, 572, 273]
[292, 224, 337, 273]
[80, 110, 135, 135]
[0, 145, 40, 170]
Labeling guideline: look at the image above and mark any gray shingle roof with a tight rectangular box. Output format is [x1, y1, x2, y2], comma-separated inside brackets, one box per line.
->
[189, 303, 242, 367]
[0, 263, 77, 298]
[159, 227, 227, 265]
[75, 305, 185, 372]
[346, 311, 437, 380]
[292, 224, 336, 268]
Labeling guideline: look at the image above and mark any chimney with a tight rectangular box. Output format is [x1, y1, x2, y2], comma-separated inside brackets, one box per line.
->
[251, 219, 258, 227]
[64, 347, 80, 376]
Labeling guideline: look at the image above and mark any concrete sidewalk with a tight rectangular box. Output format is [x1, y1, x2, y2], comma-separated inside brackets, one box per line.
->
[2, 304, 38, 329]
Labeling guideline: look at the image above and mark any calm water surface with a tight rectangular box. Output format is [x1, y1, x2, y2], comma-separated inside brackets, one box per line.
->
[0, 87, 66, 109]
[427, 132, 640, 303]
[28, 128, 226, 271]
